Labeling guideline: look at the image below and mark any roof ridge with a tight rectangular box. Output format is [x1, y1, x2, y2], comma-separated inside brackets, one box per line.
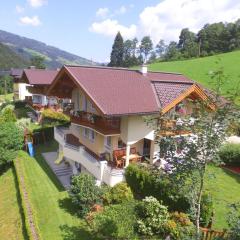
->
[147, 70, 183, 75]
[64, 64, 139, 72]
[64, 64, 185, 75]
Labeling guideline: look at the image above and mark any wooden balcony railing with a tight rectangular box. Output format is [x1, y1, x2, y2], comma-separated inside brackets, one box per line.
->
[68, 111, 120, 135]
[159, 119, 192, 137]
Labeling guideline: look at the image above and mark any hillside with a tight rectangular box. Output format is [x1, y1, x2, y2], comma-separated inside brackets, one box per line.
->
[148, 51, 240, 97]
[0, 42, 29, 70]
[0, 30, 95, 69]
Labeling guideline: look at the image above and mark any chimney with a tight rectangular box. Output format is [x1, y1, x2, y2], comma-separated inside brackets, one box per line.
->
[141, 64, 148, 75]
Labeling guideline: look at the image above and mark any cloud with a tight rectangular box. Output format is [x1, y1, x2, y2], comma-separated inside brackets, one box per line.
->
[27, 0, 48, 8]
[115, 6, 127, 15]
[139, 0, 240, 44]
[89, 19, 137, 39]
[16, 5, 25, 13]
[96, 7, 109, 18]
[19, 16, 41, 26]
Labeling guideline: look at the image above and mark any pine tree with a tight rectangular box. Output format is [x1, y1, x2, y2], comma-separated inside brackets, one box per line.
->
[109, 32, 124, 67]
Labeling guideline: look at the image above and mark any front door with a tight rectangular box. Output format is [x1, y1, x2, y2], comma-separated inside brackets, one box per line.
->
[143, 138, 151, 158]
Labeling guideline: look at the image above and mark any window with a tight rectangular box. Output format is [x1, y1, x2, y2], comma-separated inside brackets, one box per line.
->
[76, 91, 80, 110]
[89, 102, 95, 112]
[104, 136, 111, 150]
[32, 95, 42, 104]
[83, 128, 95, 142]
[89, 130, 95, 142]
[83, 95, 88, 111]
[83, 128, 89, 138]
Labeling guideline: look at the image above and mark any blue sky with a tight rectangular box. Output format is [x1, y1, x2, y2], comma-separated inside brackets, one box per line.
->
[0, 0, 240, 62]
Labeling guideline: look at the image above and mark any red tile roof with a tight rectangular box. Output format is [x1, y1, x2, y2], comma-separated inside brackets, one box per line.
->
[22, 69, 58, 85]
[50, 65, 197, 116]
[152, 82, 193, 108]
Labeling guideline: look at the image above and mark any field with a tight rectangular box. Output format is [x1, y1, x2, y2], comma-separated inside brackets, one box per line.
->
[148, 50, 240, 100]
[0, 167, 27, 239]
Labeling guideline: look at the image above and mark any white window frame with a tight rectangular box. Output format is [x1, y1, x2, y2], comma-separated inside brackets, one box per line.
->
[89, 129, 95, 143]
[104, 136, 111, 150]
[83, 128, 89, 138]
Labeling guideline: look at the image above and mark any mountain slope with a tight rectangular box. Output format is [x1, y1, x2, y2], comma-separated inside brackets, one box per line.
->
[148, 51, 240, 97]
[0, 30, 95, 69]
[0, 42, 29, 70]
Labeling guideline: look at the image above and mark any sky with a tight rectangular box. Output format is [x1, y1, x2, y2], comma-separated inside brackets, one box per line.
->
[0, 0, 240, 62]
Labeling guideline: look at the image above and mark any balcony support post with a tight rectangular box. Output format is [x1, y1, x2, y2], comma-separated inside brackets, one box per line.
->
[125, 144, 131, 167]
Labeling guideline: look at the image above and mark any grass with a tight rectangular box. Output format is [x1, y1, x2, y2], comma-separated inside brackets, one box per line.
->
[19, 141, 96, 240]
[0, 93, 13, 102]
[205, 165, 240, 230]
[148, 50, 240, 98]
[0, 166, 27, 239]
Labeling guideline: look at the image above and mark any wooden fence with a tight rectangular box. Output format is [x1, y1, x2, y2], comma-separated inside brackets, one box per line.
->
[201, 227, 227, 240]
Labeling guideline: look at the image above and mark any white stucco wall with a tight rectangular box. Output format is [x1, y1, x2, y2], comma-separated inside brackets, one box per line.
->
[120, 115, 155, 145]
[18, 83, 32, 100]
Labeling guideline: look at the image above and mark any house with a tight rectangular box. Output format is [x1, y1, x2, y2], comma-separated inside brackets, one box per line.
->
[20, 68, 60, 109]
[47, 65, 210, 186]
[10, 68, 25, 101]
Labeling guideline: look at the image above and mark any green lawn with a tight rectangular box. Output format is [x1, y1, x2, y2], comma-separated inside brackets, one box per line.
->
[148, 50, 240, 99]
[0, 93, 13, 102]
[0, 167, 27, 239]
[19, 141, 95, 240]
[205, 165, 240, 230]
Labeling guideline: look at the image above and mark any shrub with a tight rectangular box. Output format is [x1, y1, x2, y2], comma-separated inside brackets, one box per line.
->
[0, 107, 16, 123]
[69, 173, 102, 217]
[17, 118, 31, 131]
[14, 101, 27, 109]
[91, 201, 138, 239]
[0, 122, 23, 167]
[135, 196, 169, 236]
[42, 109, 70, 123]
[200, 191, 214, 227]
[103, 182, 133, 205]
[218, 144, 240, 166]
[125, 164, 190, 212]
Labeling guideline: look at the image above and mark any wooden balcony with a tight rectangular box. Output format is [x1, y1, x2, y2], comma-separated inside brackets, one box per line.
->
[159, 119, 192, 137]
[68, 111, 121, 135]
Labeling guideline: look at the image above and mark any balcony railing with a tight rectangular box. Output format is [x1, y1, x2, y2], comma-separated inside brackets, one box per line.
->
[68, 111, 120, 135]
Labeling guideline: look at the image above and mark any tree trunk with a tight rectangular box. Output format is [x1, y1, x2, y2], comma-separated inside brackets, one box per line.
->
[195, 168, 205, 239]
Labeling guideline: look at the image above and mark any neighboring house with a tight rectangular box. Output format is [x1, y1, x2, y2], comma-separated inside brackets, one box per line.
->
[48, 65, 210, 186]
[20, 68, 59, 108]
[10, 68, 27, 101]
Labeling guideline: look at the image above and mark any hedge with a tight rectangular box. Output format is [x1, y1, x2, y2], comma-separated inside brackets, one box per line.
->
[125, 164, 190, 212]
[219, 144, 240, 166]
[14, 151, 42, 240]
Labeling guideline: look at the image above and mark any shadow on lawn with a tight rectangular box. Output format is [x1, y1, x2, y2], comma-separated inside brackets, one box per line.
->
[222, 167, 240, 184]
[34, 141, 65, 192]
[60, 224, 98, 240]
[58, 197, 78, 216]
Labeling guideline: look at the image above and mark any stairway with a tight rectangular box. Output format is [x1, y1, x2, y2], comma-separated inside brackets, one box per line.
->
[27, 112, 38, 122]
[52, 164, 73, 188]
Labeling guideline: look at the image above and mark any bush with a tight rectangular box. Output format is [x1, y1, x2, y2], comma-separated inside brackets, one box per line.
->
[14, 101, 27, 109]
[103, 182, 133, 205]
[0, 107, 16, 123]
[136, 196, 169, 236]
[0, 122, 23, 167]
[17, 118, 31, 131]
[125, 164, 190, 212]
[42, 109, 70, 123]
[69, 174, 103, 217]
[200, 191, 214, 227]
[91, 201, 138, 239]
[218, 144, 240, 166]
